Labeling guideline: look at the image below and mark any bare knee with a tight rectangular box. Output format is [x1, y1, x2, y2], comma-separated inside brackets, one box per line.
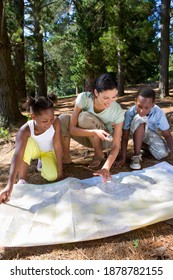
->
[78, 112, 91, 127]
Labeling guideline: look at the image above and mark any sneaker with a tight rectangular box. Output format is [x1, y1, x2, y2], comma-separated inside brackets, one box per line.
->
[17, 179, 28, 184]
[37, 159, 42, 172]
[130, 154, 142, 170]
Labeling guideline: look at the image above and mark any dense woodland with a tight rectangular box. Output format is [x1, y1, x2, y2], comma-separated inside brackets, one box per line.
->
[0, 0, 172, 128]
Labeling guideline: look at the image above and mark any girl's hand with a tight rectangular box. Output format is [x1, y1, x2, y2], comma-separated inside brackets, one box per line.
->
[0, 186, 12, 204]
[93, 168, 112, 183]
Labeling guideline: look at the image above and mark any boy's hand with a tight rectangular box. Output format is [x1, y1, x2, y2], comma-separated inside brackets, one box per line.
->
[114, 155, 126, 167]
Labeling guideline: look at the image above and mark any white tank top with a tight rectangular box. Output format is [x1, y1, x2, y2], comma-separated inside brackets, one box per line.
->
[28, 120, 55, 152]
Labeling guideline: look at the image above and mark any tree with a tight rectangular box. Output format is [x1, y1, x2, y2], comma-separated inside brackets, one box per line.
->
[26, 0, 47, 97]
[12, 0, 26, 99]
[100, 0, 158, 93]
[5, 0, 26, 100]
[0, 0, 26, 128]
[24, 0, 69, 97]
[73, 0, 107, 90]
[159, 0, 171, 98]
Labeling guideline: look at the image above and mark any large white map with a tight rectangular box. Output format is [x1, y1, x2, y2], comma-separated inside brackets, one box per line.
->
[0, 162, 173, 247]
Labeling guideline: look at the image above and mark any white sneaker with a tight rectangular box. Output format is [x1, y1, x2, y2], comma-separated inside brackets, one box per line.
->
[130, 154, 142, 170]
[17, 179, 28, 184]
[37, 159, 42, 172]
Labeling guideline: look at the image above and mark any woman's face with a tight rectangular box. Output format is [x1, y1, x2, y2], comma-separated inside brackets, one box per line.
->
[94, 88, 118, 109]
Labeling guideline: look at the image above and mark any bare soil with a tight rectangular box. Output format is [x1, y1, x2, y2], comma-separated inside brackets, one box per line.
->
[1, 84, 173, 260]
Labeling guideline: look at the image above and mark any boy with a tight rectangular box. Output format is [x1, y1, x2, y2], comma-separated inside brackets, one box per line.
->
[117, 86, 173, 169]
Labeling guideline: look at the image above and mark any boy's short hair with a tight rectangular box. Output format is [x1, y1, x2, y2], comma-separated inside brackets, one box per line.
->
[137, 86, 155, 103]
[94, 73, 117, 93]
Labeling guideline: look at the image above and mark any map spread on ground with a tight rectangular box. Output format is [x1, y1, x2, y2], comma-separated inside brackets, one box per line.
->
[0, 161, 173, 247]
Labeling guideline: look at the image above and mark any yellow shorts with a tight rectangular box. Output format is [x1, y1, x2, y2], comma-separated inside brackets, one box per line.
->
[23, 137, 58, 181]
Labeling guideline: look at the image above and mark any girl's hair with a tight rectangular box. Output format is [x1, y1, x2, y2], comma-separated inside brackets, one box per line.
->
[28, 96, 54, 115]
[137, 86, 155, 102]
[93, 73, 117, 93]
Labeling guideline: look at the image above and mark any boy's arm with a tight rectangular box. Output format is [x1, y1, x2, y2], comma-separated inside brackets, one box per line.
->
[116, 129, 130, 166]
[161, 129, 173, 157]
[53, 118, 63, 179]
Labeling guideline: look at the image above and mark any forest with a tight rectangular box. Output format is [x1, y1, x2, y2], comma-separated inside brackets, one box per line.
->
[1, 0, 173, 261]
[0, 0, 172, 128]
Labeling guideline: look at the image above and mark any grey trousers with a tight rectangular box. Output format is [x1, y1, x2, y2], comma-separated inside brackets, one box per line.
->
[59, 112, 112, 150]
[130, 114, 169, 160]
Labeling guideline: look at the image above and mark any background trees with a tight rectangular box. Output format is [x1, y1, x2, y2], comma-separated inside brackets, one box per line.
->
[0, 0, 26, 127]
[159, 0, 171, 97]
[0, 0, 173, 127]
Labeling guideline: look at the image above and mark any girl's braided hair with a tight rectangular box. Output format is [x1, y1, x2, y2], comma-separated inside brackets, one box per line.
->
[28, 96, 54, 115]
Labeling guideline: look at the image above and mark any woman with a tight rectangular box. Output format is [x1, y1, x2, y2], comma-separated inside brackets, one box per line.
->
[59, 73, 124, 182]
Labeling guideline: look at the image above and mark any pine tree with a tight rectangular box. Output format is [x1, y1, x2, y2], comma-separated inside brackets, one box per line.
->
[0, 0, 26, 127]
[159, 0, 171, 97]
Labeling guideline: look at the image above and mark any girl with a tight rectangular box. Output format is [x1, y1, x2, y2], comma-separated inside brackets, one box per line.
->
[0, 96, 63, 203]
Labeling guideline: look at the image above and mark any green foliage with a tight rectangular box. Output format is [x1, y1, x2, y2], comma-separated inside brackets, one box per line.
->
[0, 127, 10, 141]
[4, 0, 171, 98]
[169, 54, 173, 81]
[133, 239, 139, 249]
[100, 0, 159, 84]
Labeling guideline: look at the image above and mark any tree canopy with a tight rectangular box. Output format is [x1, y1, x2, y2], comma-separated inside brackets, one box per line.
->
[0, 0, 173, 127]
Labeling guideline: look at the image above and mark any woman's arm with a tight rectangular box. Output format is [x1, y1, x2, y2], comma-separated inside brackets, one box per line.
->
[93, 122, 123, 182]
[70, 105, 109, 140]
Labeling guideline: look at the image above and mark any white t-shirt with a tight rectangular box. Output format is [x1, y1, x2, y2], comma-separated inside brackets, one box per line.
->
[28, 120, 55, 152]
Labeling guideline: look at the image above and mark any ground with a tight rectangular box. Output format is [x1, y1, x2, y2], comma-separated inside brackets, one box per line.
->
[0, 84, 173, 260]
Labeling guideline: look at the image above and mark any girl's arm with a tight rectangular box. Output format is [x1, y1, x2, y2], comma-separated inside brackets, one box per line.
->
[0, 124, 30, 203]
[53, 117, 63, 179]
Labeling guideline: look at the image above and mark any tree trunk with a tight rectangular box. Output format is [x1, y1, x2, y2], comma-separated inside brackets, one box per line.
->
[0, 0, 26, 128]
[117, 0, 124, 96]
[117, 50, 124, 96]
[34, 18, 47, 97]
[159, 0, 170, 98]
[13, 0, 26, 100]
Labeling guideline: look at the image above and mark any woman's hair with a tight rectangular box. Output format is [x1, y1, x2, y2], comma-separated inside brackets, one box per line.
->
[93, 73, 117, 93]
[28, 96, 54, 115]
[137, 86, 155, 102]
